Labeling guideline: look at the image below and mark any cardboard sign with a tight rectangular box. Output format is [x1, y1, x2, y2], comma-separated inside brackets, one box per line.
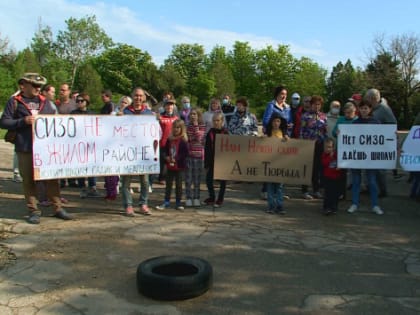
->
[32, 115, 160, 180]
[214, 134, 315, 185]
[337, 124, 397, 169]
[400, 126, 420, 171]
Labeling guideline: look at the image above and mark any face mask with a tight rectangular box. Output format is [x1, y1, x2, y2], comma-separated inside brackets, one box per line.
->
[291, 99, 300, 107]
[183, 103, 190, 109]
[222, 99, 228, 105]
[331, 108, 340, 115]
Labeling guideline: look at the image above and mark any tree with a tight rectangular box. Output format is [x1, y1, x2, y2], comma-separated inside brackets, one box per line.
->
[164, 44, 206, 94]
[229, 42, 257, 102]
[292, 57, 328, 101]
[54, 15, 113, 88]
[94, 43, 157, 95]
[327, 60, 361, 106]
[206, 46, 235, 99]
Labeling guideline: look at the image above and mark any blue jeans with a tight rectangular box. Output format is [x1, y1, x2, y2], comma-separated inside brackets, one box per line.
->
[266, 182, 283, 209]
[351, 169, 378, 207]
[121, 174, 148, 208]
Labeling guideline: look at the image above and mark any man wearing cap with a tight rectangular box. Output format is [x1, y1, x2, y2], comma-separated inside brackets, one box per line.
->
[0, 73, 73, 224]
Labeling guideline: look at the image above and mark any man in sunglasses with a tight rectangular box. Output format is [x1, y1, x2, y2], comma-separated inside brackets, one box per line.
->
[0, 73, 73, 224]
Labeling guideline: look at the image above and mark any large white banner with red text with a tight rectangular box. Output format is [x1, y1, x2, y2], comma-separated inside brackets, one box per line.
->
[32, 115, 160, 180]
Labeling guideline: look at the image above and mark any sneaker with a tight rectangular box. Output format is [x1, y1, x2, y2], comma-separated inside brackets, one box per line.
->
[148, 185, 153, 193]
[276, 206, 286, 215]
[185, 199, 193, 207]
[139, 204, 152, 215]
[60, 197, 69, 204]
[312, 191, 322, 199]
[176, 204, 185, 210]
[54, 209, 73, 220]
[27, 212, 40, 224]
[214, 200, 223, 208]
[283, 194, 291, 200]
[193, 199, 201, 207]
[347, 204, 358, 213]
[13, 173, 22, 183]
[303, 192, 313, 200]
[80, 189, 87, 198]
[87, 189, 101, 198]
[104, 196, 116, 202]
[372, 206, 384, 215]
[265, 208, 275, 214]
[323, 208, 333, 215]
[39, 200, 51, 207]
[156, 202, 170, 210]
[125, 206, 135, 217]
[204, 198, 215, 205]
[129, 188, 134, 194]
[260, 192, 268, 200]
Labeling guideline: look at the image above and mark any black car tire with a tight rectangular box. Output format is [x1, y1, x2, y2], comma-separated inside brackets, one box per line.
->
[137, 255, 213, 300]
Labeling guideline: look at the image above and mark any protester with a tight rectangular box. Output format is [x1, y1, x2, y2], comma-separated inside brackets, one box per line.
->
[158, 98, 179, 184]
[321, 138, 343, 215]
[300, 95, 328, 199]
[179, 96, 192, 126]
[156, 119, 189, 210]
[346, 100, 383, 215]
[185, 108, 206, 207]
[264, 113, 288, 214]
[0, 73, 73, 224]
[203, 98, 225, 134]
[204, 112, 228, 207]
[100, 89, 115, 114]
[221, 94, 235, 125]
[326, 100, 341, 140]
[70, 93, 102, 198]
[228, 97, 258, 136]
[120, 87, 154, 216]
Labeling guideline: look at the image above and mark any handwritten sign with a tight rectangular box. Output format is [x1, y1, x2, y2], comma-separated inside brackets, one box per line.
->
[400, 126, 420, 171]
[32, 115, 160, 180]
[214, 134, 315, 185]
[337, 124, 397, 169]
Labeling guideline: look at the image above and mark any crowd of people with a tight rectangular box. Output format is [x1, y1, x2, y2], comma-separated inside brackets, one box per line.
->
[1, 72, 419, 224]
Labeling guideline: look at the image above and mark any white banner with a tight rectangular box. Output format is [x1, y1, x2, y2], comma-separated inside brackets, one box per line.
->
[337, 124, 397, 169]
[32, 115, 160, 180]
[400, 126, 420, 171]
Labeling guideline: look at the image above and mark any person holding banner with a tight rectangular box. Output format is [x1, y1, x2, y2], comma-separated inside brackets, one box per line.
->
[120, 87, 154, 216]
[0, 73, 73, 224]
[300, 95, 328, 199]
[204, 112, 228, 207]
[265, 113, 288, 214]
[347, 100, 384, 215]
[365, 88, 397, 197]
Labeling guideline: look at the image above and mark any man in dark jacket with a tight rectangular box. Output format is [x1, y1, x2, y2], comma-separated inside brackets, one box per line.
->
[0, 73, 73, 224]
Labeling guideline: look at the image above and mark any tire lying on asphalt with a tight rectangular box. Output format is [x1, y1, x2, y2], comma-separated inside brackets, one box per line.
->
[137, 255, 213, 300]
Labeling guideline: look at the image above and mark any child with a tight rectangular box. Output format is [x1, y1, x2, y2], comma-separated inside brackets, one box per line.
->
[346, 100, 383, 215]
[265, 113, 288, 214]
[204, 112, 228, 207]
[321, 138, 343, 215]
[185, 108, 206, 207]
[156, 119, 189, 210]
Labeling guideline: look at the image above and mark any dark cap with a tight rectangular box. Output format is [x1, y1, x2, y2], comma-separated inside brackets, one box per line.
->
[18, 73, 47, 86]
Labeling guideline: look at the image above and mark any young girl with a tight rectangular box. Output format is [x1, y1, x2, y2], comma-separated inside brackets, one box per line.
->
[265, 113, 288, 214]
[185, 108, 206, 207]
[204, 112, 228, 207]
[321, 138, 343, 215]
[156, 119, 189, 210]
[346, 100, 383, 215]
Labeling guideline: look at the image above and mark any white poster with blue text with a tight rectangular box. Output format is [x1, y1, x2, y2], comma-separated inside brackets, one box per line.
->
[337, 124, 397, 169]
[32, 115, 161, 180]
[400, 126, 420, 171]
